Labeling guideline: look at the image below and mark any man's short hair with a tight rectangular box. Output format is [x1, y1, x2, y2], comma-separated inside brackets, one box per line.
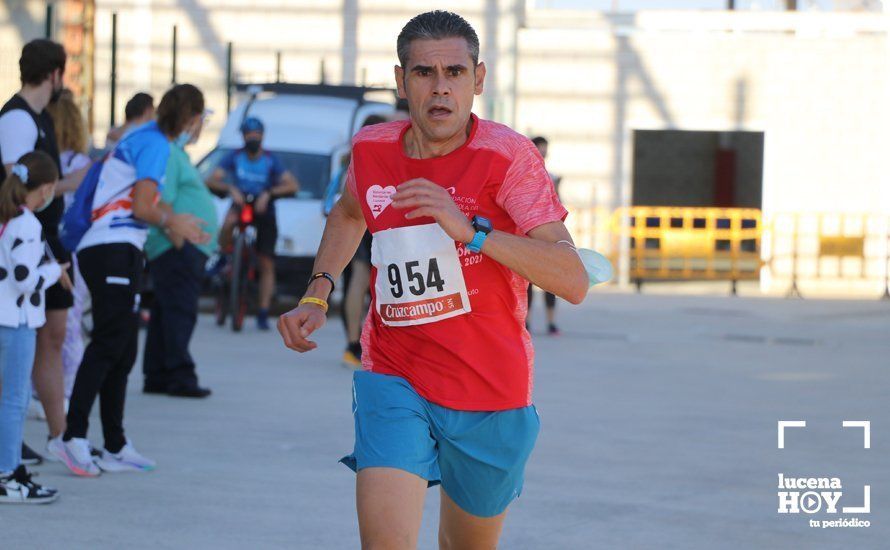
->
[397, 11, 480, 68]
[531, 136, 549, 147]
[125, 92, 154, 122]
[19, 39, 66, 86]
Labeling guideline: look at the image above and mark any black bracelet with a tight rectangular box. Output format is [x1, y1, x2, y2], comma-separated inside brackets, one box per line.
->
[308, 272, 336, 294]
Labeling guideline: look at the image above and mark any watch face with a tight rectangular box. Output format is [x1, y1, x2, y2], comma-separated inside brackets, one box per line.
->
[474, 216, 492, 233]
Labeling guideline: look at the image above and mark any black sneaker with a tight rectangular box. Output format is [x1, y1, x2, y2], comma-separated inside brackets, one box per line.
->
[168, 386, 212, 398]
[21, 443, 43, 466]
[0, 465, 58, 504]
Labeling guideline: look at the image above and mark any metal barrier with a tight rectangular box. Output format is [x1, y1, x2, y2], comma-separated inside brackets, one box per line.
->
[768, 212, 890, 299]
[610, 206, 763, 293]
[569, 206, 890, 299]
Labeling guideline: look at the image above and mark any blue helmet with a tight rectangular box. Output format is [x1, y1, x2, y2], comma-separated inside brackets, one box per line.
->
[240, 116, 264, 134]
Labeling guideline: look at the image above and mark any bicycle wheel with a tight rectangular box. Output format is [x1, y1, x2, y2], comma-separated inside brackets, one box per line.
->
[230, 232, 248, 332]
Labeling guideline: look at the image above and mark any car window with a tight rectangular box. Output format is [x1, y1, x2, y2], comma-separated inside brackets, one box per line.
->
[196, 148, 331, 200]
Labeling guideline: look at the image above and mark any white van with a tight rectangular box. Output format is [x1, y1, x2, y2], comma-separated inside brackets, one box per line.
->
[197, 83, 395, 295]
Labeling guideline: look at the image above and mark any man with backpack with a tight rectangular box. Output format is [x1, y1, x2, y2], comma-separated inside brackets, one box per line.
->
[50, 84, 208, 476]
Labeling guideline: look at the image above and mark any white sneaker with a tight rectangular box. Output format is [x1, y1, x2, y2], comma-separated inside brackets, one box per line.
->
[47, 437, 101, 477]
[0, 465, 58, 504]
[45, 436, 99, 463]
[44, 438, 59, 463]
[95, 440, 156, 473]
[27, 399, 46, 421]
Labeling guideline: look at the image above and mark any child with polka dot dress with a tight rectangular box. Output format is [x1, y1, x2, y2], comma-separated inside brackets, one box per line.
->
[0, 150, 70, 503]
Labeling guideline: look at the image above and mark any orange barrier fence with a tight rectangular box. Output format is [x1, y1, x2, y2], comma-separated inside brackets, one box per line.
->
[609, 206, 763, 292]
[565, 206, 889, 299]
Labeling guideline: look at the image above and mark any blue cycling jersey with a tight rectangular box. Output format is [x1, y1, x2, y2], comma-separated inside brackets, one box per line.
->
[218, 149, 284, 197]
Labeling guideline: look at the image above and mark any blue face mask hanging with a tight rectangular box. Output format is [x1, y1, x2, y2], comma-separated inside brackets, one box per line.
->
[174, 131, 191, 148]
[577, 248, 613, 287]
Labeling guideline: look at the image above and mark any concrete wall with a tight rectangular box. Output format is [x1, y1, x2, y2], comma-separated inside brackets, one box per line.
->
[0, 1, 48, 100]
[83, 0, 521, 156]
[516, 11, 890, 218]
[2, 4, 887, 293]
[514, 10, 890, 294]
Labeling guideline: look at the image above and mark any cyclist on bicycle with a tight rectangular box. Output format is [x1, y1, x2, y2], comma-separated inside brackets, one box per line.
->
[207, 116, 299, 330]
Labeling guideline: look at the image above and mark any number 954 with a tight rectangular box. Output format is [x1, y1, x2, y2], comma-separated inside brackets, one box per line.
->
[386, 259, 446, 298]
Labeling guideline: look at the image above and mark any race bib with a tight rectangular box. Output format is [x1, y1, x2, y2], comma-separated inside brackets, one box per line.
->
[371, 223, 471, 327]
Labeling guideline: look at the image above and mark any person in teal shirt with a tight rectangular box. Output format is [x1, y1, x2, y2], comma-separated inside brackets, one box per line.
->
[142, 114, 217, 398]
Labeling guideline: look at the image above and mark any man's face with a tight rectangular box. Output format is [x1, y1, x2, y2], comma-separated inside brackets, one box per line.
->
[395, 37, 485, 144]
[243, 130, 263, 144]
[243, 130, 264, 154]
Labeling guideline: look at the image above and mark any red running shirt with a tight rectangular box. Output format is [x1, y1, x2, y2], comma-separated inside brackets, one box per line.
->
[347, 115, 568, 411]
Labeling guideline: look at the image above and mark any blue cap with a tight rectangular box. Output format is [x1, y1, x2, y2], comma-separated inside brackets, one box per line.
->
[240, 116, 264, 134]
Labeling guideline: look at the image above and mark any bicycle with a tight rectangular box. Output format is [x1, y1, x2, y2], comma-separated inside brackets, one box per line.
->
[214, 194, 259, 332]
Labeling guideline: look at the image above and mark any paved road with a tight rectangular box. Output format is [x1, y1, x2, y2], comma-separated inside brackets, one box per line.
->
[11, 291, 890, 549]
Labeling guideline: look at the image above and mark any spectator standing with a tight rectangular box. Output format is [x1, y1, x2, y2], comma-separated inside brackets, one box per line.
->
[105, 92, 154, 151]
[526, 136, 562, 336]
[44, 90, 91, 427]
[336, 115, 387, 368]
[0, 151, 68, 503]
[142, 109, 217, 397]
[48, 84, 209, 477]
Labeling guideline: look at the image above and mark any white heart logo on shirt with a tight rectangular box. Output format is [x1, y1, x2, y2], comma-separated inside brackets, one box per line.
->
[366, 185, 397, 219]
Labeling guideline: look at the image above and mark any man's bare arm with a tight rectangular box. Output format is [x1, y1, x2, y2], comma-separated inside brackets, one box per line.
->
[270, 170, 299, 197]
[55, 166, 89, 194]
[302, 185, 367, 300]
[206, 168, 231, 195]
[132, 179, 208, 244]
[391, 179, 589, 304]
[478, 221, 589, 304]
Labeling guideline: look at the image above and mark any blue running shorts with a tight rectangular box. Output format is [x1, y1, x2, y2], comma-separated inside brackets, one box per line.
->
[340, 370, 540, 518]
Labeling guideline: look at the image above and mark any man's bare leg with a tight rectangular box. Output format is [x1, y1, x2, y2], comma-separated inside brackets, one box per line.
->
[438, 489, 507, 550]
[357, 467, 427, 550]
[257, 254, 275, 311]
[33, 309, 68, 438]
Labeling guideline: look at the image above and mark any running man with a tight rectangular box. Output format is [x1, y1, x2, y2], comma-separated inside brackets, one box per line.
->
[278, 10, 588, 549]
[207, 117, 299, 330]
